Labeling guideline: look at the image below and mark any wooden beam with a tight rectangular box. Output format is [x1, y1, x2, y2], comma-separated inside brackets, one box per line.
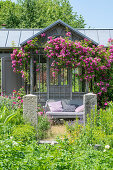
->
[86, 80, 89, 93]
[30, 56, 34, 94]
[47, 57, 49, 99]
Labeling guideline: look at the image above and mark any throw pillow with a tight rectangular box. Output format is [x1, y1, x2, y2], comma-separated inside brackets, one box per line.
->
[48, 101, 63, 112]
[63, 104, 75, 112]
[75, 105, 84, 112]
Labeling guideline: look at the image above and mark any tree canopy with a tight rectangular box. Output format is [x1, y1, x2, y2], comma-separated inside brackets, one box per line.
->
[0, 0, 86, 28]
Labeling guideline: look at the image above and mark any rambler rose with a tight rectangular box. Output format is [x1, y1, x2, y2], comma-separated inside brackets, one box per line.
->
[10, 32, 113, 108]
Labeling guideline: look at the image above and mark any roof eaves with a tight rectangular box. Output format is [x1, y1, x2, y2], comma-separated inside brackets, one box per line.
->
[0, 47, 19, 49]
[0, 28, 42, 31]
[77, 28, 113, 30]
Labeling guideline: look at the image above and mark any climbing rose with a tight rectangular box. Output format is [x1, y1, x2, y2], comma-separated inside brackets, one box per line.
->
[41, 33, 46, 37]
[66, 32, 71, 37]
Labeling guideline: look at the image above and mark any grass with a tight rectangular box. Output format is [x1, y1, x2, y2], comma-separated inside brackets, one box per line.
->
[45, 124, 67, 140]
[44, 118, 84, 141]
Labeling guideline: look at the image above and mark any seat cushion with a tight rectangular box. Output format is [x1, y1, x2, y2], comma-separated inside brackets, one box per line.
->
[46, 111, 84, 119]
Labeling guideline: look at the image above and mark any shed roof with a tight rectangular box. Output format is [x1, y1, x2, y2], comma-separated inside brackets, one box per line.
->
[77, 29, 113, 47]
[0, 20, 113, 48]
[0, 29, 41, 48]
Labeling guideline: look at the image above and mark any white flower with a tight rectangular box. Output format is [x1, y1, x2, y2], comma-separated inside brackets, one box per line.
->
[105, 145, 110, 149]
[12, 141, 18, 146]
[51, 141, 54, 145]
[103, 149, 106, 152]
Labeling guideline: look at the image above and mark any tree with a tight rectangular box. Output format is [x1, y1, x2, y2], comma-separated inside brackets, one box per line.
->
[0, 0, 86, 28]
[0, 0, 22, 28]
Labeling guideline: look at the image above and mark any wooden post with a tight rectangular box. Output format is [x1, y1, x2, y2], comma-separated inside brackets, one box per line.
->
[39, 54, 41, 99]
[30, 56, 34, 94]
[69, 68, 72, 100]
[86, 79, 89, 93]
[47, 57, 49, 100]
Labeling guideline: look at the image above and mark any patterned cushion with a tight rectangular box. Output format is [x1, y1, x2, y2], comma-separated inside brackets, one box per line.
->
[48, 101, 63, 112]
[62, 100, 79, 112]
[75, 105, 84, 112]
[63, 104, 75, 112]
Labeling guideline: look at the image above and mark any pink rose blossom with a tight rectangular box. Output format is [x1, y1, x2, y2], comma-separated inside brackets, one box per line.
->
[66, 32, 71, 37]
[13, 102, 16, 104]
[41, 33, 46, 37]
[17, 96, 21, 100]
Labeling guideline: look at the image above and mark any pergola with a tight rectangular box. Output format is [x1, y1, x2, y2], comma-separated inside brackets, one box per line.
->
[20, 20, 98, 105]
[28, 48, 88, 106]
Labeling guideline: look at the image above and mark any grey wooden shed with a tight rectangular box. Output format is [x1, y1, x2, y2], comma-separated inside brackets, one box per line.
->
[0, 19, 113, 105]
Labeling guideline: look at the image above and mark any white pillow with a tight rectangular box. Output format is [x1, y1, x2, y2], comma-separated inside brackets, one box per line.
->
[48, 101, 63, 112]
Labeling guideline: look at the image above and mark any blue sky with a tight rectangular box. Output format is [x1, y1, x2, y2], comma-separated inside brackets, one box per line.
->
[69, 0, 113, 28]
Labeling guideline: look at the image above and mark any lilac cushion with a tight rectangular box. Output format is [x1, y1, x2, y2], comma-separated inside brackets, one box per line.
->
[75, 105, 84, 112]
[48, 101, 63, 112]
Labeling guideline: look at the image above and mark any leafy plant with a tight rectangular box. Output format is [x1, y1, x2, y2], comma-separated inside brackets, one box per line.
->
[37, 114, 50, 139]
[11, 124, 36, 142]
[66, 103, 113, 148]
[0, 88, 113, 169]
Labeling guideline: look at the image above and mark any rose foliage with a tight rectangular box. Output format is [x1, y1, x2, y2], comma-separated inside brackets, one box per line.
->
[11, 33, 113, 108]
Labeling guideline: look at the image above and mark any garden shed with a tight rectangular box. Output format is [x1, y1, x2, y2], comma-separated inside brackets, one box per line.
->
[0, 20, 113, 105]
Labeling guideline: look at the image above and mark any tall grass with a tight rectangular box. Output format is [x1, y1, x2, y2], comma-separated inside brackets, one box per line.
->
[65, 102, 113, 148]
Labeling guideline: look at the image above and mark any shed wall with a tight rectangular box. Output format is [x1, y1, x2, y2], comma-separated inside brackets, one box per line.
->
[1, 54, 23, 95]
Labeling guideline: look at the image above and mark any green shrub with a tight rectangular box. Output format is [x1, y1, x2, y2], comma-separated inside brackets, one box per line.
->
[11, 124, 36, 142]
[37, 114, 50, 139]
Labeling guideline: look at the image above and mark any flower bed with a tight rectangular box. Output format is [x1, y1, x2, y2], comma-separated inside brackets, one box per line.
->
[0, 90, 113, 169]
